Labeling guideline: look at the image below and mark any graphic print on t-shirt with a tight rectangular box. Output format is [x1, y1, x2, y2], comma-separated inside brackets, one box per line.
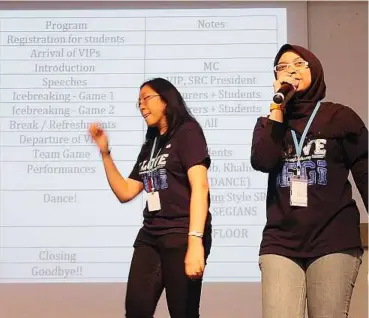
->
[138, 153, 169, 192]
[277, 138, 328, 187]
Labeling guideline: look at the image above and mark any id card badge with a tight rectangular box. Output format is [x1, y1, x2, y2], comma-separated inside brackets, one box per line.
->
[290, 176, 308, 207]
[147, 191, 161, 212]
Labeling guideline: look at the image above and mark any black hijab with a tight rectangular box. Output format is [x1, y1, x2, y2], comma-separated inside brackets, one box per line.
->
[274, 44, 364, 138]
[273, 44, 326, 134]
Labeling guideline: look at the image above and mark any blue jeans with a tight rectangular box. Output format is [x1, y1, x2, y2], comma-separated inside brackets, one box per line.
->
[259, 248, 362, 318]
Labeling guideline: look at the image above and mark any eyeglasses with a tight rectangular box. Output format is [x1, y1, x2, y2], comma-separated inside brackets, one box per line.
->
[137, 95, 160, 107]
[274, 60, 309, 73]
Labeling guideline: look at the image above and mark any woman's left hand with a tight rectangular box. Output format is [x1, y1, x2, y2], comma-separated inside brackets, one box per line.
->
[185, 237, 205, 279]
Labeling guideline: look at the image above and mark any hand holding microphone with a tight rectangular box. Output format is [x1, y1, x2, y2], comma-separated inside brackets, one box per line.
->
[272, 77, 298, 104]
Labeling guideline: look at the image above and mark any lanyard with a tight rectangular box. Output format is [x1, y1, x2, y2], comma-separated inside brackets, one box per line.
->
[149, 137, 158, 165]
[291, 101, 321, 176]
[148, 137, 162, 192]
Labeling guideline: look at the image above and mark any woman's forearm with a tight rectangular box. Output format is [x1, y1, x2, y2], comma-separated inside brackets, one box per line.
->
[188, 184, 209, 235]
[101, 153, 142, 202]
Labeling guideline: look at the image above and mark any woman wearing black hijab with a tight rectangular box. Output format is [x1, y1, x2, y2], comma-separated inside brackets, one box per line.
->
[251, 44, 367, 318]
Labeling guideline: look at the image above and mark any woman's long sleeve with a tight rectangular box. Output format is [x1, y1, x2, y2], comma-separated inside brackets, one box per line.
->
[343, 127, 368, 211]
[250, 117, 287, 173]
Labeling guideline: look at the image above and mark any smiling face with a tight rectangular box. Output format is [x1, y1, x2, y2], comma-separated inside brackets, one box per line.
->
[138, 85, 167, 133]
[276, 50, 312, 92]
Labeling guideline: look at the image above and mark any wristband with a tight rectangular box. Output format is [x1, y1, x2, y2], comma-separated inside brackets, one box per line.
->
[188, 231, 203, 238]
[270, 102, 284, 112]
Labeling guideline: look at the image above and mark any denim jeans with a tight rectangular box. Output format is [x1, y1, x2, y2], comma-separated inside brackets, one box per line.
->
[259, 248, 362, 318]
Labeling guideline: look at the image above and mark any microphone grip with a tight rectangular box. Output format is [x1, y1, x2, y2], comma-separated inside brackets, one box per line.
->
[273, 83, 293, 104]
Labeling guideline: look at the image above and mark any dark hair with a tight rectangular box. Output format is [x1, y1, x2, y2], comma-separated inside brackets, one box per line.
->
[140, 77, 195, 142]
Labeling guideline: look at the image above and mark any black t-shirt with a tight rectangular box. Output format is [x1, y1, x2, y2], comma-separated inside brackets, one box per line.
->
[129, 120, 212, 235]
[251, 103, 368, 258]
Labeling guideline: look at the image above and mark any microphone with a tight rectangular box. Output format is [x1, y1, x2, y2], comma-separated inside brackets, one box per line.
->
[273, 83, 294, 104]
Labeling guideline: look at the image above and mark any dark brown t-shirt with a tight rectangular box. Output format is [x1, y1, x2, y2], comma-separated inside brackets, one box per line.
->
[129, 120, 212, 235]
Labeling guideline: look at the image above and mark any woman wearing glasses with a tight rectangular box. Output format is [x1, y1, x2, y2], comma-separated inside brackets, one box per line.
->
[251, 44, 367, 318]
[89, 77, 212, 318]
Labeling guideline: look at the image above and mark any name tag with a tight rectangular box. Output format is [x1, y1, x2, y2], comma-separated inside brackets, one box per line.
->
[290, 176, 308, 207]
[147, 191, 161, 212]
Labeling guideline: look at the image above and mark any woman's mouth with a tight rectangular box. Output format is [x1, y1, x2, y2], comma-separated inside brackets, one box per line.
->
[292, 79, 301, 87]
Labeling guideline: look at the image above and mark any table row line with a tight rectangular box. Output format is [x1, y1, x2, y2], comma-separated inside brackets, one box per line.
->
[0, 115, 262, 132]
[0, 168, 269, 190]
[0, 195, 267, 225]
[0, 73, 274, 90]
[0, 245, 261, 263]
[0, 15, 279, 31]
[0, 129, 258, 145]
[0, 101, 269, 119]
[0, 43, 279, 60]
[0, 57, 278, 74]
[0, 276, 261, 283]
[0, 141, 258, 157]
[0, 225, 262, 246]
[1, 29, 278, 46]
[0, 89, 273, 106]
[0, 263, 261, 280]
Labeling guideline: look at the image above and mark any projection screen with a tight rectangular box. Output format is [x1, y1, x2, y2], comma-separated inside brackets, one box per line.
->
[0, 2, 308, 317]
